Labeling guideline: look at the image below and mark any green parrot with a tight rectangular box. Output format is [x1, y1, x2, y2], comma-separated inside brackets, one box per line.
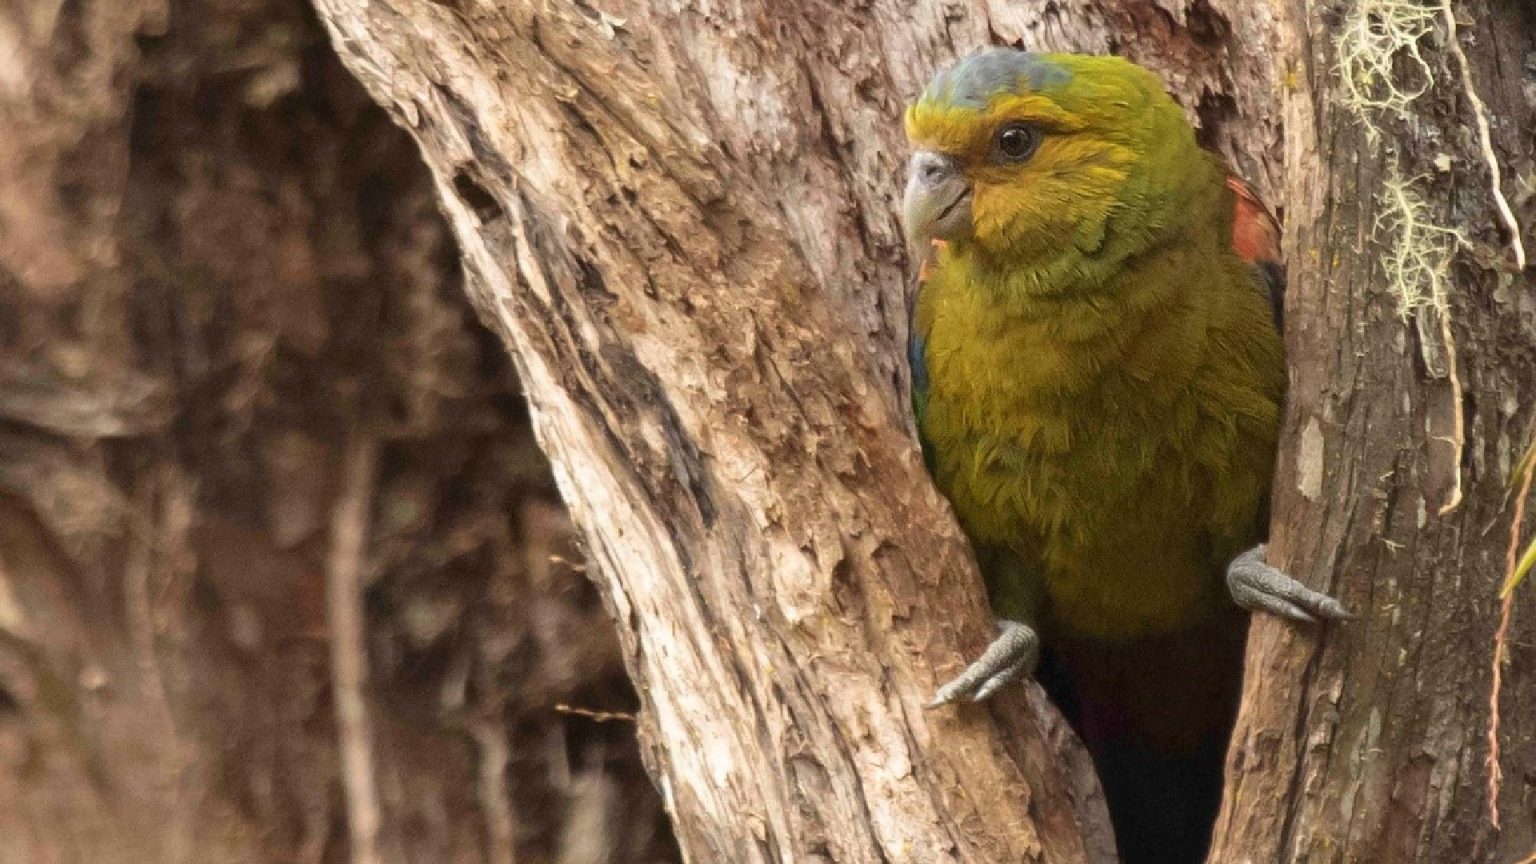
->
[901, 49, 1350, 864]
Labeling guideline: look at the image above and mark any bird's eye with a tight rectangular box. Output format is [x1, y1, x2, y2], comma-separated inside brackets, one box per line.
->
[993, 123, 1041, 163]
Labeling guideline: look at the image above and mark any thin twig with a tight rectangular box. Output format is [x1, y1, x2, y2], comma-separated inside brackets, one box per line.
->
[554, 703, 636, 723]
[327, 429, 384, 864]
[1488, 456, 1533, 828]
[1439, 0, 1528, 271]
[547, 554, 587, 573]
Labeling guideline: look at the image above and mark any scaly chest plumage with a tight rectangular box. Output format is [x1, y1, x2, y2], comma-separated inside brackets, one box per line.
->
[912, 244, 1283, 640]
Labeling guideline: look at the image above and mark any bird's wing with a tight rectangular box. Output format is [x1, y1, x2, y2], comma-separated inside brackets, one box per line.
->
[1226, 174, 1285, 331]
[908, 240, 944, 427]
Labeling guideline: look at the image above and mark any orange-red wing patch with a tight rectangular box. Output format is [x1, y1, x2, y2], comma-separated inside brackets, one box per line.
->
[1226, 175, 1281, 266]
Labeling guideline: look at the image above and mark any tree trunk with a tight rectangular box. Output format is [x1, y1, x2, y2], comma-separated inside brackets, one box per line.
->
[307, 1, 1141, 859]
[1211, 1, 1536, 862]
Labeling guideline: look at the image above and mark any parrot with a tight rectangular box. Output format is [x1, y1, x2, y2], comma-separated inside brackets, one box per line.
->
[900, 49, 1350, 864]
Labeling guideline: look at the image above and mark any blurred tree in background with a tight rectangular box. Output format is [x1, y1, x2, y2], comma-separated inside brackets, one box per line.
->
[0, 1, 676, 861]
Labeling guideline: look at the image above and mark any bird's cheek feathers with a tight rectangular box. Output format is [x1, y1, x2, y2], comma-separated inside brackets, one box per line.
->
[970, 179, 1116, 256]
[966, 140, 1132, 254]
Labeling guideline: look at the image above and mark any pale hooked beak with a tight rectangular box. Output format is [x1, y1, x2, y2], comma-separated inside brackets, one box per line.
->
[902, 150, 972, 243]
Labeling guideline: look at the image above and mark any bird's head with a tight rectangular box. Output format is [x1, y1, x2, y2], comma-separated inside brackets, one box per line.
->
[903, 49, 1203, 264]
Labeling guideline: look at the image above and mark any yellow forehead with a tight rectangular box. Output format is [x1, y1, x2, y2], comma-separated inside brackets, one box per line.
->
[904, 93, 1084, 156]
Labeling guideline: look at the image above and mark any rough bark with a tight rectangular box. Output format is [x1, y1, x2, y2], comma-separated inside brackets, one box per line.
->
[0, 1, 675, 862]
[306, 1, 1307, 862]
[1211, 2, 1536, 862]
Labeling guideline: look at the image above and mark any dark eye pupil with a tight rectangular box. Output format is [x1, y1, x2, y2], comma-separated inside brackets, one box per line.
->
[998, 126, 1036, 160]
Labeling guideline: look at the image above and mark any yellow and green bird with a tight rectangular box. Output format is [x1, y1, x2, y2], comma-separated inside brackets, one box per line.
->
[902, 49, 1349, 864]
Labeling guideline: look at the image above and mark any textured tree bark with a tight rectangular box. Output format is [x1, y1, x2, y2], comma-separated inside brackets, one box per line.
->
[1210, 1, 1536, 862]
[304, 0, 1348, 861]
[308, 2, 1117, 860]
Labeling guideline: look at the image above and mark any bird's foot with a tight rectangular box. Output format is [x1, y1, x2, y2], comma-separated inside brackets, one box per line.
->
[927, 618, 1039, 708]
[1227, 543, 1352, 624]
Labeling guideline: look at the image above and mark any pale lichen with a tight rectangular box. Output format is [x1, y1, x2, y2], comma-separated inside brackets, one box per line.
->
[1336, 0, 1440, 140]
[1375, 163, 1468, 319]
[1334, 0, 1465, 317]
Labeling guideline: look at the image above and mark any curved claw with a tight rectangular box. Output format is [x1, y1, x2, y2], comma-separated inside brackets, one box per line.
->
[927, 618, 1039, 709]
[1227, 543, 1353, 623]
